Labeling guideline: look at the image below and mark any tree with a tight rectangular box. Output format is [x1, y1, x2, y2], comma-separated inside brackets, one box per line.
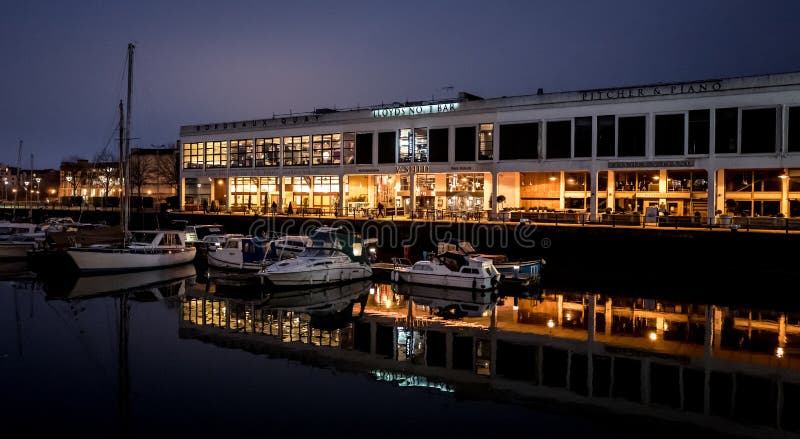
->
[155, 151, 178, 187]
[93, 150, 117, 207]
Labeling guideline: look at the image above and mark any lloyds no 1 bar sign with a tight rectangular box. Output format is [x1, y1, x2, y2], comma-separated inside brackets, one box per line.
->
[581, 81, 722, 101]
[609, 160, 695, 168]
[372, 103, 459, 118]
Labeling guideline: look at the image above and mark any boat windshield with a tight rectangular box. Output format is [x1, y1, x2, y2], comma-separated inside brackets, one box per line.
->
[301, 248, 335, 257]
[129, 232, 158, 245]
[458, 241, 476, 253]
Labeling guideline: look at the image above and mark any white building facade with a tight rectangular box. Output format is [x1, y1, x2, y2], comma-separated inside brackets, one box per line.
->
[179, 71, 800, 221]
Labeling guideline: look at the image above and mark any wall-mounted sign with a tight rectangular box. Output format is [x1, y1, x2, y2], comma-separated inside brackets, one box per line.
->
[609, 160, 695, 169]
[395, 165, 430, 174]
[372, 103, 459, 118]
[581, 81, 722, 102]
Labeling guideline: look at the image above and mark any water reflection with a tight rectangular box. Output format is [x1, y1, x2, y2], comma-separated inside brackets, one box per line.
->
[180, 278, 800, 436]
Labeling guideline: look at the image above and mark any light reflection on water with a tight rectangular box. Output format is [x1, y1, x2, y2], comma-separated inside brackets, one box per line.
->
[0, 260, 796, 438]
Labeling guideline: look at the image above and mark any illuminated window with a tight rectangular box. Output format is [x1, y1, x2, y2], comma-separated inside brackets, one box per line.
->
[182, 142, 203, 169]
[229, 139, 254, 168]
[284, 135, 310, 166]
[478, 124, 493, 160]
[259, 176, 278, 193]
[312, 133, 341, 165]
[343, 132, 355, 165]
[204, 141, 227, 168]
[255, 138, 280, 167]
[399, 128, 428, 162]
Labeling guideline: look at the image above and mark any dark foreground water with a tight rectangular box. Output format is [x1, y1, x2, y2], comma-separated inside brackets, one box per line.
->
[1, 261, 796, 438]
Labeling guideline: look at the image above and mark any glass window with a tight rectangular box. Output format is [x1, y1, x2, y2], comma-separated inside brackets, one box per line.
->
[378, 131, 395, 164]
[499, 123, 538, 160]
[574, 117, 592, 158]
[204, 141, 227, 168]
[546, 120, 571, 159]
[455, 126, 476, 161]
[428, 128, 448, 162]
[715, 107, 738, 153]
[229, 139, 254, 168]
[182, 142, 203, 169]
[564, 172, 588, 191]
[283, 135, 310, 166]
[655, 114, 684, 156]
[255, 138, 280, 167]
[596, 115, 615, 157]
[343, 132, 355, 165]
[688, 109, 709, 154]
[259, 176, 278, 193]
[413, 128, 428, 162]
[479, 123, 494, 160]
[312, 133, 341, 165]
[355, 133, 373, 165]
[789, 107, 800, 153]
[398, 128, 429, 162]
[618, 116, 646, 157]
[741, 108, 776, 154]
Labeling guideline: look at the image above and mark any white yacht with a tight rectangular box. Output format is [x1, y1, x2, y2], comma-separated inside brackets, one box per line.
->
[258, 226, 372, 287]
[436, 240, 544, 278]
[67, 230, 196, 274]
[207, 236, 270, 271]
[391, 251, 501, 290]
[202, 233, 245, 251]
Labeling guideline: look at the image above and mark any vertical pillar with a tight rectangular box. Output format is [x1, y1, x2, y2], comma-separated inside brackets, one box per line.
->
[713, 306, 723, 351]
[589, 170, 598, 222]
[226, 177, 232, 212]
[409, 171, 416, 218]
[278, 175, 284, 213]
[491, 171, 499, 216]
[338, 173, 345, 216]
[557, 294, 564, 326]
[179, 178, 185, 210]
[781, 168, 790, 217]
[607, 170, 616, 212]
[779, 313, 787, 351]
[559, 171, 566, 210]
[658, 169, 668, 208]
[605, 297, 613, 335]
[256, 177, 262, 213]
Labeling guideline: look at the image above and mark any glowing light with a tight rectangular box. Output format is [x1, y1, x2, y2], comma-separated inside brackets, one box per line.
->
[548, 176, 557, 182]
[512, 305, 519, 310]
[648, 331, 657, 341]
[779, 174, 789, 180]
[369, 288, 375, 295]
[565, 312, 572, 321]
[663, 322, 669, 331]
[547, 319, 555, 328]
[777, 347, 785, 358]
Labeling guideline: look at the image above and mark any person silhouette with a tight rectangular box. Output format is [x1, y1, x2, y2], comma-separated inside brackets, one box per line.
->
[377, 201, 385, 218]
[287, 201, 294, 215]
[271, 200, 277, 215]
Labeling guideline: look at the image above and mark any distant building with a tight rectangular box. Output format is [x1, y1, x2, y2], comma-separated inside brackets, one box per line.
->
[0, 163, 58, 203]
[57, 146, 178, 205]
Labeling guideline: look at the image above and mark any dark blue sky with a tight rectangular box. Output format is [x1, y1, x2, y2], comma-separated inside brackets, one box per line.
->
[2, 0, 800, 169]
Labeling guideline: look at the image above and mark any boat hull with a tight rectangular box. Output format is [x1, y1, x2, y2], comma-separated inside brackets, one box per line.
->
[262, 263, 372, 287]
[206, 250, 261, 272]
[67, 247, 196, 273]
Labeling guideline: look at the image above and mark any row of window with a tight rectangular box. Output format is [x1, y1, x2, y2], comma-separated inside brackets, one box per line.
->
[183, 107, 800, 168]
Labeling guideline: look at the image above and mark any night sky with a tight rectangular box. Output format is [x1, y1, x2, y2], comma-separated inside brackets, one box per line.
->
[2, 0, 800, 169]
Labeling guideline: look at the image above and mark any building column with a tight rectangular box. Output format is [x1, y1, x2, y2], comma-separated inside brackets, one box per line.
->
[179, 178, 185, 210]
[491, 171, 499, 216]
[558, 171, 566, 210]
[607, 170, 615, 213]
[589, 170, 598, 221]
[557, 294, 564, 326]
[338, 173, 345, 216]
[707, 168, 718, 223]
[409, 171, 416, 218]
[278, 175, 284, 213]
[256, 177, 262, 213]
[781, 168, 790, 217]
[225, 177, 232, 212]
[658, 169, 668, 208]
[605, 297, 613, 335]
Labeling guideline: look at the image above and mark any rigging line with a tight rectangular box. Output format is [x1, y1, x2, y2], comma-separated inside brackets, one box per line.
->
[93, 50, 129, 162]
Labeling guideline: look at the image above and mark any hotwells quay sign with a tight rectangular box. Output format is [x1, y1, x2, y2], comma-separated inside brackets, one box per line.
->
[372, 103, 459, 118]
[609, 160, 695, 169]
[581, 81, 722, 101]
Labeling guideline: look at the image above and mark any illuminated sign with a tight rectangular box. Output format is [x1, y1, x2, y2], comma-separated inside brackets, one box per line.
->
[395, 165, 429, 174]
[372, 103, 459, 118]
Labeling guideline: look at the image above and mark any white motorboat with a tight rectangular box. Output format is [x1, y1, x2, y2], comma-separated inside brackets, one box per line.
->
[184, 224, 226, 247]
[0, 223, 44, 259]
[207, 236, 270, 271]
[67, 230, 196, 274]
[258, 226, 372, 287]
[202, 233, 245, 251]
[391, 251, 501, 290]
[436, 240, 544, 278]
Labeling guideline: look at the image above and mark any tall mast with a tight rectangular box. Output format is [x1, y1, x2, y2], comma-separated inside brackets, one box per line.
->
[124, 43, 134, 235]
[119, 100, 125, 228]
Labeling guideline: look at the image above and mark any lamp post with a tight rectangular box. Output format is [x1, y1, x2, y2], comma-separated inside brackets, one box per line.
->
[35, 176, 41, 203]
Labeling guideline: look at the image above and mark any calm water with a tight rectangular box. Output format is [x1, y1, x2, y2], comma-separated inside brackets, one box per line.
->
[0, 261, 796, 438]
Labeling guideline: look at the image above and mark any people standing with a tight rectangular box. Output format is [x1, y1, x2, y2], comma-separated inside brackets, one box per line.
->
[377, 201, 385, 218]
[287, 201, 294, 215]
[271, 200, 277, 215]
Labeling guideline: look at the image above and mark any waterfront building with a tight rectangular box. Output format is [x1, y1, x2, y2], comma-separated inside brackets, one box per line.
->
[178, 71, 800, 221]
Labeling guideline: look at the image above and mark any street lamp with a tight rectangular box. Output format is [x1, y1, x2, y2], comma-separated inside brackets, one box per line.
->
[35, 177, 41, 203]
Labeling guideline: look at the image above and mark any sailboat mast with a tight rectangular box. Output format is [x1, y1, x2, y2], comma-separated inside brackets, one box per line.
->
[119, 100, 125, 228]
[124, 43, 134, 234]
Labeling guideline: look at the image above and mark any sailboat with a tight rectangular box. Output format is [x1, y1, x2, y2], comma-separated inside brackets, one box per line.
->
[66, 43, 196, 274]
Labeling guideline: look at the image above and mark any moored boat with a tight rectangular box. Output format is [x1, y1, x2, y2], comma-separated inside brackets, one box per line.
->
[67, 230, 196, 274]
[391, 251, 501, 290]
